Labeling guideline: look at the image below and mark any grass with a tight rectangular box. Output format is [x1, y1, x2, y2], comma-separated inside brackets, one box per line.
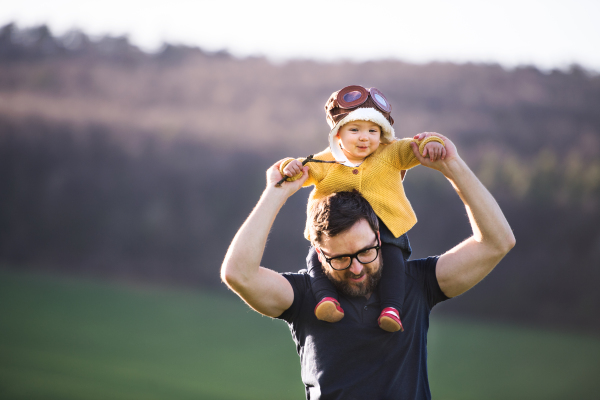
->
[1, 269, 599, 400]
[0, 270, 303, 400]
[428, 318, 600, 400]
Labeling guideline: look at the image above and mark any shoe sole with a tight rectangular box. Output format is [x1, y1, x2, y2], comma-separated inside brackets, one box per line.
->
[315, 302, 344, 323]
[379, 316, 403, 332]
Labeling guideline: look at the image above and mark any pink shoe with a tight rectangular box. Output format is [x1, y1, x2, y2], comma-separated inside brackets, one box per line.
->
[314, 297, 344, 323]
[378, 307, 403, 332]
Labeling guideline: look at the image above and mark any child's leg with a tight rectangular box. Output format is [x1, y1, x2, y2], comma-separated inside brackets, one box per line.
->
[307, 246, 344, 322]
[377, 242, 407, 333]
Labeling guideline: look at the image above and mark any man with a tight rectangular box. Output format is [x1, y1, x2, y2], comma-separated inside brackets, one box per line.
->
[221, 133, 515, 399]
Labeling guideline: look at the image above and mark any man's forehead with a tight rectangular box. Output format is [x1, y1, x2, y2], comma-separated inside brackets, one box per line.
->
[319, 220, 377, 255]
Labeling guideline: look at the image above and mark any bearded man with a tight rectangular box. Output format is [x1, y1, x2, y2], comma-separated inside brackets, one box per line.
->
[221, 134, 515, 400]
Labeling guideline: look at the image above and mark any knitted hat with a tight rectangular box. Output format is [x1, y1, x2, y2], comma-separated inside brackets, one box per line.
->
[325, 86, 396, 166]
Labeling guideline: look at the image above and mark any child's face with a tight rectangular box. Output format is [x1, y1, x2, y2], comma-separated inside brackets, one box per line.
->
[336, 120, 381, 163]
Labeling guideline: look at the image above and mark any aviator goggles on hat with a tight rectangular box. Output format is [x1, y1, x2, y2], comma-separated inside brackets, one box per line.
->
[336, 85, 392, 113]
[325, 85, 395, 131]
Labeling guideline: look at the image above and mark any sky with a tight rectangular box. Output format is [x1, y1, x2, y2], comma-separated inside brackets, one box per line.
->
[1, 0, 599, 71]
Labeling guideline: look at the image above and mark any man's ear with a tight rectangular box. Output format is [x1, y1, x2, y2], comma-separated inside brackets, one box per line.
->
[315, 247, 323, 263]
[377, 230, 381, 243]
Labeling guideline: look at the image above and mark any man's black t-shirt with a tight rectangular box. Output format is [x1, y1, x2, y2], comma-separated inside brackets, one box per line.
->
[277, 256, 448, 400]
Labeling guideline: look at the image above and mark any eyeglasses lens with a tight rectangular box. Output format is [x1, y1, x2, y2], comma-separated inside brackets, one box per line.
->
[330, 258, 350, 270]
[373, 93, 387, 108]
[357, 248, 378, 263]
[330, 248, 378, 270]
[343, 90, 363, 103]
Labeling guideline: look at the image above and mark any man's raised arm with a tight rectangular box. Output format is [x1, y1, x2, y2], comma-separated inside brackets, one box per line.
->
[220, 160, 309, 317]
[411, 133, 516, 298]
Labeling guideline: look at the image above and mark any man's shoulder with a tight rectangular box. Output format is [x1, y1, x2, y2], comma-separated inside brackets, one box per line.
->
[405, 256, 449, 308]
[281, 269, 311, 289]
[277, 269, 312, 322]
[406, 256, 439, 274]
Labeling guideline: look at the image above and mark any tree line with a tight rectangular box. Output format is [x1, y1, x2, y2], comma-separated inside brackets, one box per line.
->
[0, 23, 599, 333]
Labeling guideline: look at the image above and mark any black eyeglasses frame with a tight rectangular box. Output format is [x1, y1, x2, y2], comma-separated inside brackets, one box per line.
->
[318, 235, 380, 271]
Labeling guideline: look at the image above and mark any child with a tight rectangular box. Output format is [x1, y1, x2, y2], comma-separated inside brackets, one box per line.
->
[280, 85, 445, 332]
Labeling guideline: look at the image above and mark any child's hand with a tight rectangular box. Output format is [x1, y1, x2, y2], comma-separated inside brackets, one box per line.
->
[283, 159, 304, 177]
[422, 142, 446, 162]
[269, 159, 308, 194]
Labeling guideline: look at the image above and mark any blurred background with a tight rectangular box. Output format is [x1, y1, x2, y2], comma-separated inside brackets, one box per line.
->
[1, 1, 599, 399]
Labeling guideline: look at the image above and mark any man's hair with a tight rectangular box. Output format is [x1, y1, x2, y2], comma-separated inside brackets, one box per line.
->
[308, 191, 379, 246]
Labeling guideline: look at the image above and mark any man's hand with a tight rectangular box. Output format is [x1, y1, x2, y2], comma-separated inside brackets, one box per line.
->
[410, 132, 459, 177]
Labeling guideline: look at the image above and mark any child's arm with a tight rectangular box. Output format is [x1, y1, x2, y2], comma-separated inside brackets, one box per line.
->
[279, 155, 328, 187]
[387, 134, 446, 169]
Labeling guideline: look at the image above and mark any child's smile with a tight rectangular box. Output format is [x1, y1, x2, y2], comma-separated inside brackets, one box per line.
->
[336, 120, 382, 164]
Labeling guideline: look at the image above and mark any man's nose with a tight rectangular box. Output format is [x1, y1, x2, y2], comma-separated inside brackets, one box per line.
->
[348, 258, 363, 275]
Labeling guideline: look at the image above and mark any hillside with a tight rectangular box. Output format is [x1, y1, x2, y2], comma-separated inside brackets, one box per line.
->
[1, 23, 599, 333]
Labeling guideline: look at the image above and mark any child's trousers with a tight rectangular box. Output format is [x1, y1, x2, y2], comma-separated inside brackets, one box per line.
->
[307, 219, 412, 313]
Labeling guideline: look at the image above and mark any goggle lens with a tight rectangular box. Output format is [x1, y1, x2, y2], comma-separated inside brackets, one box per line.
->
[343, 90, 363, 103]
[373, 93, 387, 107]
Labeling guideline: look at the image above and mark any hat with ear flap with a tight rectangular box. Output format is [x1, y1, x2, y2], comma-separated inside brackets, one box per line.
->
[324, 86, 396, 165]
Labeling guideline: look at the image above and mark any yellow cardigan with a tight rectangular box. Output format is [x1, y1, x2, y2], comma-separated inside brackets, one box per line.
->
[280, 136, 444, 240]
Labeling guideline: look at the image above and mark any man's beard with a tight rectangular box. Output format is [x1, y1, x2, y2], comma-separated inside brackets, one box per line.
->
[324, 260, 383, 297]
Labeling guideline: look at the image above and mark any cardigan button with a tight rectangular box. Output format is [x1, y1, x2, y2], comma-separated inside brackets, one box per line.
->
[353, 169, 359, 175]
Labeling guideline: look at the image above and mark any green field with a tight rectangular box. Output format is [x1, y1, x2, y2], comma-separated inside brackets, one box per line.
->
[1, 270, 599, 400]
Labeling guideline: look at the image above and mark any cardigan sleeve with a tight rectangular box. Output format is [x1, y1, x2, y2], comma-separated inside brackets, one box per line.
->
[386, 136, 445, 170]
[278, 150, 331, 187]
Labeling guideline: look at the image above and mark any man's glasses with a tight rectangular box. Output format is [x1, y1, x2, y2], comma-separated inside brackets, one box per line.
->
[319, 236, 380, 271]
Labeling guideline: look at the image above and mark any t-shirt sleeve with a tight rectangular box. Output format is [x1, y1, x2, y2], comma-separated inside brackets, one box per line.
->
[276, 271, 309, 323]
[406, 256, 449, 309]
